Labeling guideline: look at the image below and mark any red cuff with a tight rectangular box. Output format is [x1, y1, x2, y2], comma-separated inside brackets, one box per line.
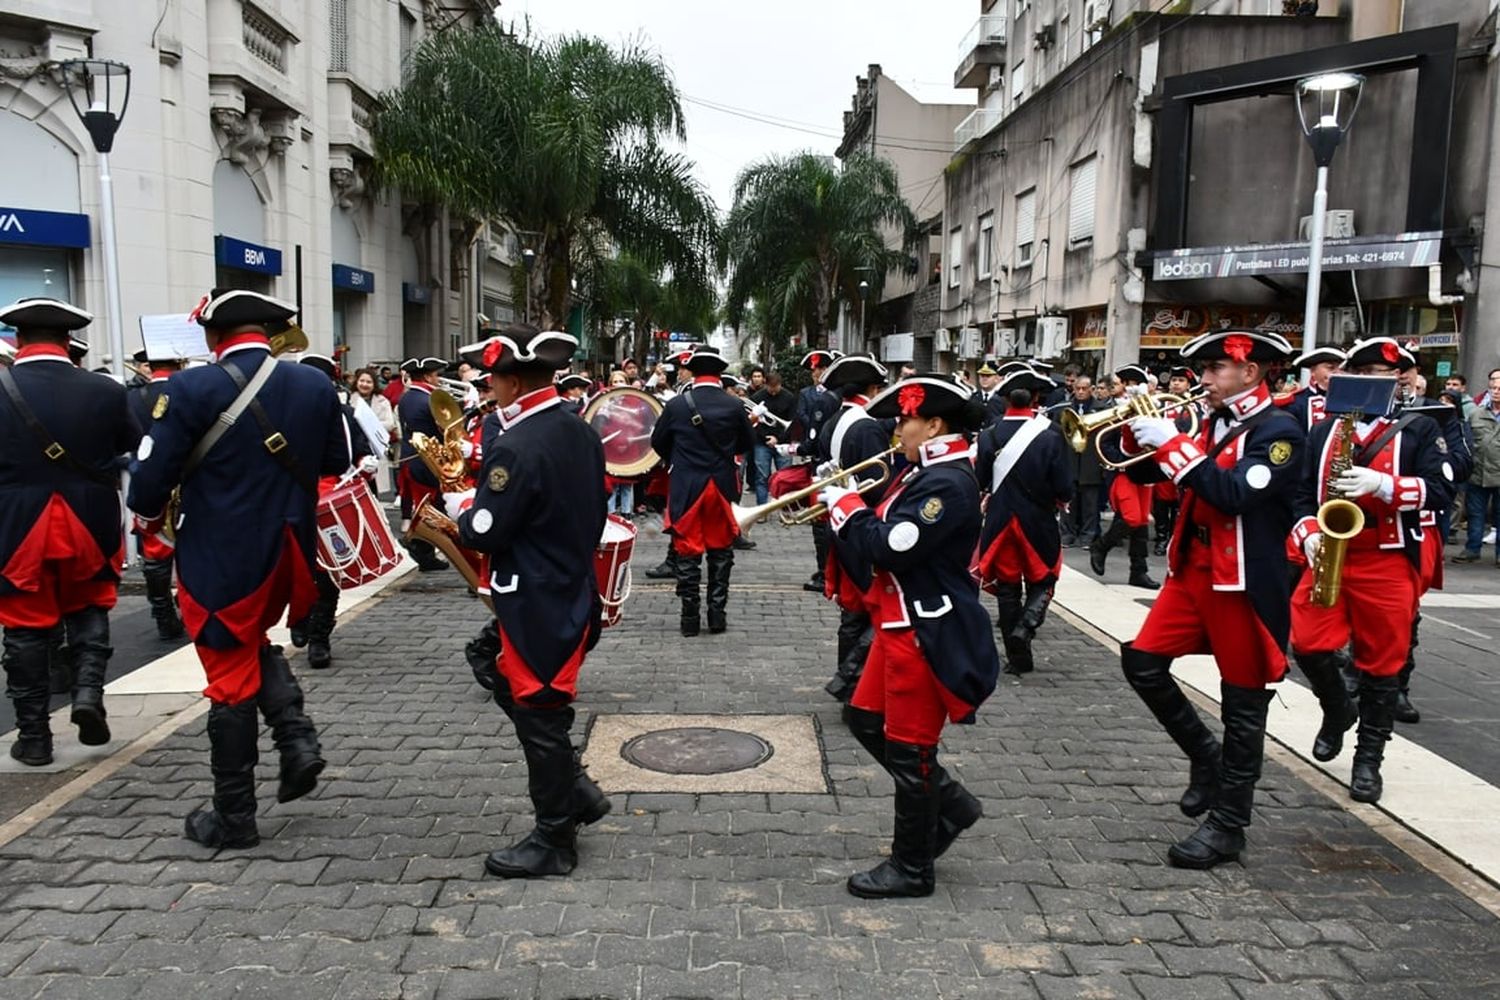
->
[827, 492, 867, 532]
[1290, 516, 1319, 550]
[1392, 476, 1425, 511]
[1153, 434, 1206, 483]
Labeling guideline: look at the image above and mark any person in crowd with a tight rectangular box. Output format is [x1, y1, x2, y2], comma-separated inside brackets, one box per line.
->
[1058, 376, 1101, 547]
[353, 367, 397, 497]
[749, 371, 797, 505]
[1456, 368, 1500, 565]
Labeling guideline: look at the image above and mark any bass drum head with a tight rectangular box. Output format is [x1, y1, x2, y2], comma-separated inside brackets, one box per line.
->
[583, 387, 664, 478]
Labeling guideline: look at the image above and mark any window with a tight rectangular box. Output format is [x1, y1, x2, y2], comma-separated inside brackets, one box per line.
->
[978, 212, 995, 280]
[1014, 190, 1036, 266]
[1068, 156, 1097, 247]
[399, 7, 418, 80]
[948, 227, 962, 288]
[1011, 61, 1026, 110]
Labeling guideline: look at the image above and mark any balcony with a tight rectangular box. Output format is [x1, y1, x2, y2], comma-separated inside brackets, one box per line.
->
[953, 107, 1003, 152]
[954, 13, 1007, 89]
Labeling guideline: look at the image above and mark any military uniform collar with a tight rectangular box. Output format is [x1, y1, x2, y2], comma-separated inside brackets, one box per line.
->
[691, 375, 723, 389]
[1222, 383, 1272, 422]
[918, 434, 970, 468]
[14, 343, 71, 364]
[842, 395, 870, 408]
[407, 381, 434, 395]
[213, 333, 271, 360]
[500, 385, 561, 429]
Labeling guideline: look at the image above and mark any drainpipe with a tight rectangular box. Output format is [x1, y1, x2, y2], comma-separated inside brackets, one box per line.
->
[1428, 264, 1462, 307]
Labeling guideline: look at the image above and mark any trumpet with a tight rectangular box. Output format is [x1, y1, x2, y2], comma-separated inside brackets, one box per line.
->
[742, 398, 791, 432]
[731, 447, 899, 534]
[1059, 386, 1208, 470]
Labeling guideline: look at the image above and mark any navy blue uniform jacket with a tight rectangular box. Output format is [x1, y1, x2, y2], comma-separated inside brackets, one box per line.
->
[793, 383, 841, 457]
[837, 454, 1001, 718]
[457, 399, 607, 689]
[649, 383, 755, 523]
[398, 382, 442, 489]
[1, 356, 141, 593]
[819, 403, 894, 594]
[976, 414, 1074, 571]
[128, 347, 349, 636]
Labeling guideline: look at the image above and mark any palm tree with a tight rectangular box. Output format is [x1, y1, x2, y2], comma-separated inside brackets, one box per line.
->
[592, 254, 718, 364]
[719, 152, 918, 350]
[371, 25, 718, 328]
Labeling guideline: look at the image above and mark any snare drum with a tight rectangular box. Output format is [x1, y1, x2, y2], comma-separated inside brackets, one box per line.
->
[315, 477, 403, 589]
[595, 513, 637, 627]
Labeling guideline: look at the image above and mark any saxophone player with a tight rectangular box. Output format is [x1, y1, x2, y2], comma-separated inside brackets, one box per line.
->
[1288, 339, 1455, 805]
[1115, 329, 1303, 870]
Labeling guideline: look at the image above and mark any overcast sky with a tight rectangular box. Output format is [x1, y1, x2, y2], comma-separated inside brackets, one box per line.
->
[505, 0, 978, 214]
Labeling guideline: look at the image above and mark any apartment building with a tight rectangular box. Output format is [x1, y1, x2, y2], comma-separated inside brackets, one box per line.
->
[0, 0, 498, 370]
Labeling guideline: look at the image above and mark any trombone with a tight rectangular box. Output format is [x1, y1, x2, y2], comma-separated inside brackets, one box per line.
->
[1059, 386, 1208, 470]
[731, 447, 899, 534]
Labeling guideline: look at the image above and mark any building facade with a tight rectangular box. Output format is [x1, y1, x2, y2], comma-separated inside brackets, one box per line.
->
[938, 0, 1497, 381]
[0, 0, 497, 370]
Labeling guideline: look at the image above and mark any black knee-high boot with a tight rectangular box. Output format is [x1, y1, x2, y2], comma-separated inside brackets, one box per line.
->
[465, 618, 502, 691]
[1168, 683, 1273, 870]
[64, 606, 111, 746]
[3, 627, 53, 766]
[306, 573, 339, 669]
[1121, 643, 1220, 818]
[828, 611, 871, 702]
[1151, 499, 1171, 555]
[994, 583, 1031, 675]
[808, 521, 830, 592]
[406, 537, 448, 572]
[1296, 650, 1357, 761]
[1351, 673, 1399, 804]
[1394, 615, 1420, 724]
[1127, 526, 1159, 589]
[705, 547, 733, 634]
[842, 705, 980, 858]
[256, 645, 325, 803]
[847, 741, 939, 898]
[676, 552, 702, 636]
[184, 700, 261, 849]
[485, 705, 580, 877]
[142, 558, 185, 640]
[47, 623, 70, 695]
[644, 542, 677, 580]
[1089, 516, 1129, 576]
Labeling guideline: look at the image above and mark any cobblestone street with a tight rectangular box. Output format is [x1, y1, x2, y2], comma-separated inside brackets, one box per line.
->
[0, 524, 1497, 999]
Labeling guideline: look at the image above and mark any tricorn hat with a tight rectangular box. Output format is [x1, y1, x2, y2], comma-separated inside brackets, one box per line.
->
[191, 289, 297, 330]
[556, 373, 591, 393]
[1292, 346, 1347, 369]
[822, 353, 889, 392]
[479, 323, 578, 375]
[0, 297, 94, 333]
[684, 344, 729, 375]
[866, 374, 979, 430]
[298, 353, 339, 381]
[1179, 328, 1296, 364]
[1343, 337, 1416, 372]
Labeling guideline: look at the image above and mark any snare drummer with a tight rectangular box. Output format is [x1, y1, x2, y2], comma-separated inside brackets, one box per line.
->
[128, 290, 351, 849]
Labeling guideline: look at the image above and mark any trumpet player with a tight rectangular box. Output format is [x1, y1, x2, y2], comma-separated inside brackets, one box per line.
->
[975, 367, 1074, 676]
[1091, 364, 1160, 589]
[1289, 339, 1454, 805]
[1277, 347, 1344, 432]
[811, 354, 895, 702]
[819, 375, 998, 898]
[791, 350, 843, 594]
[1115, 329, 1303, 870]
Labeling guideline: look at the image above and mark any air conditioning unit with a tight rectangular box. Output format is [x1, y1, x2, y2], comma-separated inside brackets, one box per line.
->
[1298, 210, 1355, 241]
[1038, 316, 1071, 357]
[958, 326, 982, 358]
[933, 327, 953, 352]
[988, 65, 1004, 89]
[995, 326, 1018, 356]
[1325, 307, 1361, 342]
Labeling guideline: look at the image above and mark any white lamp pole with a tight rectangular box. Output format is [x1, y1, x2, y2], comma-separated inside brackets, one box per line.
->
[1295, 71, 1364, 359]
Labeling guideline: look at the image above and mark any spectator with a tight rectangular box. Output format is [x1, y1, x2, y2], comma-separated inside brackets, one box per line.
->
[1057, 376, 1102, 547]
[898, 363, 918, 380]
[1455, 367, 1500, 564]
[749, 372, 797, 504]
[378, 365, 394, 388]
[1444, 374, 1476, 417]
[748, 366, 766, 392]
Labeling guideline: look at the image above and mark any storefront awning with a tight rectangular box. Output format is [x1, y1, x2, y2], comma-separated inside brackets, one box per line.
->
[0, 207, 91, 249]
[215, 235, 283, 276]
[1146, 231, 1442, 283]
[333, 264, 374, 293]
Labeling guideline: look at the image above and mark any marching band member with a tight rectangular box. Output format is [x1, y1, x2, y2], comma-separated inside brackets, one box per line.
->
[448, 323, 611, 878]
[1117, 329, 1302, 869]
[1277, 347, 1344, 432]
[975, 367, 1075, 676]
[129, 290, 350, 848]
[1150, 366, 1198, 556]
[557, 373, 591, 415]
[790, 349, 843, 593]
[129, 347, 187, 640]
[650, 346, 756, 636]
[820, 375, 999, 898]
[0, 299, 141, 765]
[396, 357, 450, 571]
[1090, 363, 1159, 589]
[1289, 339, 1454, 805]
[293, 354, 378, 670]
[812, 354, 893, 702]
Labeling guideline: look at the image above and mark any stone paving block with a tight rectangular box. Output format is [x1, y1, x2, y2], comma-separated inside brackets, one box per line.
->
[401, 934, 505, 973]
[639, 964, 739, 1000]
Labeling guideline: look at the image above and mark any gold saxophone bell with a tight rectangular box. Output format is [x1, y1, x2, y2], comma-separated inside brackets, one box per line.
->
[729, 448, 899, 535]
[1059, 386, 1209, 470]
[1311, 412, 1365, 608]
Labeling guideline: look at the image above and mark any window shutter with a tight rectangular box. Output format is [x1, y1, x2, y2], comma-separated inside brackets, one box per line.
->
[1068, 157, 1097, 245]
[1015, 191, 1036, 257]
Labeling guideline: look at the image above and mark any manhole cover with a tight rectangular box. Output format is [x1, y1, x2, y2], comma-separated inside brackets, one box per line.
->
[620, 727, 774, 775]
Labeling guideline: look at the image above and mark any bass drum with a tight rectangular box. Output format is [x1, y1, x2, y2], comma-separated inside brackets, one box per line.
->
[583, 387, 664, 478]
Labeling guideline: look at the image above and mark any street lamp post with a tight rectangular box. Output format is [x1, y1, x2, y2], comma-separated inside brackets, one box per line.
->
[858, 279, 870, 353]
[1295, 71, 1364, 358]
[59, 59, 131, 381]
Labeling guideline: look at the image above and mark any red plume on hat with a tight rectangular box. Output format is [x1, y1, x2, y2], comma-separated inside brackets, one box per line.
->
[482, 339, 505, 369]
[1381, 342, 1400, 365]
[898, 384, 925, 416]
[1224, 334, 1252, 363]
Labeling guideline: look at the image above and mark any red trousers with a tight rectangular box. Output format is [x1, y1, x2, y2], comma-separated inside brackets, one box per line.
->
[493, 623, 588, 708]
[1290, 546, 1419, 678]
[1109, 476, 1152, 529]
[665, 482, 738, 557]
[0, 495, 119, 629]
[1133, 546, 1287, 688]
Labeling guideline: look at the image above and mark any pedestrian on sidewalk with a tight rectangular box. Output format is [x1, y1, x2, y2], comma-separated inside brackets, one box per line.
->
[1456, 368, 1500, 564]
[0, 299, 141, 766]
[821, 375, 999, 899]
[128, 290, 350, 849]
[449, 323, 612, 878]
[1117, 329, 1303, 870]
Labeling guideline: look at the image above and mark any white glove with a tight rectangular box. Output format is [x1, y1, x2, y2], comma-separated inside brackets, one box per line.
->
[1302, 532, 1322, 565]
[1126, 383, 1148, 398]
[751, 402, 768, 419]
[459, 439, 475, 459]
[357, 455, 379, 476]
[817, 484, 858, 511]
[815, 459, 839, 480]
[775, 443, 797, 458]
[1333, 467, 1390, 499]
[1128, 416, 1177, 450]
[444, 488, 475, 520]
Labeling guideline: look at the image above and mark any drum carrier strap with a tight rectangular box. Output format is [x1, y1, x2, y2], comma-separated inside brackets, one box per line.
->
[0, 367, 119, 487]
[183, 354, 317, 496]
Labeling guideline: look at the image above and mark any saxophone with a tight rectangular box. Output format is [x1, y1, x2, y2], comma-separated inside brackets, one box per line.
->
[1310, 411, 1366, 607]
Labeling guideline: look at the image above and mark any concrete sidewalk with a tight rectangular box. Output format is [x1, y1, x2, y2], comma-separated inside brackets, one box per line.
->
[0, 522, 1496, 999]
